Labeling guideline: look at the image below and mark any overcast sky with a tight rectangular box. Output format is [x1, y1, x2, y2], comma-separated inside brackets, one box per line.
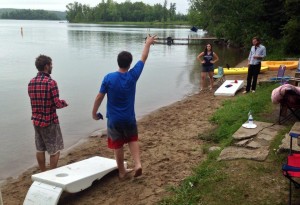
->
[0, 0, 189, 14]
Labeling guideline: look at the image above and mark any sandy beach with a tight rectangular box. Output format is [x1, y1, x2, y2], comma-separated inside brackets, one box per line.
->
[1, 64, 295, 205]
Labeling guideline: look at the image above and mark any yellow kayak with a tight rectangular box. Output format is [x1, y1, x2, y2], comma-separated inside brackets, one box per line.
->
[214, 66, 268, 75]
[261, 61, 298, 71]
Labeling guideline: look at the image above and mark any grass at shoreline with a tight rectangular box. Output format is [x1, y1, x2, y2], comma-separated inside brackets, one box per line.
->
[160, 83, 293, 205]
[199, 83, 278, 145]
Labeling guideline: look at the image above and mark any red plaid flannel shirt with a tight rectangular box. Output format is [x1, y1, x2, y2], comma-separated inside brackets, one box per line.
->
[28, 72, 67, 127]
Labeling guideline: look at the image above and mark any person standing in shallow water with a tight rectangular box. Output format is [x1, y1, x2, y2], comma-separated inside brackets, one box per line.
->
[197, 43, 219, 92]
[243, 36, 266, 93]
[92, 34, 157, 180]
[28, 55, 68, 172]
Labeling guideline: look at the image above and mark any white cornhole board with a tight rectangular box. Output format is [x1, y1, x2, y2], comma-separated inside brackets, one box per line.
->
[24, 156, 121, 205]
[214, 80, 244, 96]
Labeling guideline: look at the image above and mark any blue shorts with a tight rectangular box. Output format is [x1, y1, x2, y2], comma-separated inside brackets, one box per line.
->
[107, 120, 138, 149]
[202, 65, 214, 72]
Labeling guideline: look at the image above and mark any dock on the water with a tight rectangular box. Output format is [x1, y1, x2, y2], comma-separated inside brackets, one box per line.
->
[154, 36, 225, 45]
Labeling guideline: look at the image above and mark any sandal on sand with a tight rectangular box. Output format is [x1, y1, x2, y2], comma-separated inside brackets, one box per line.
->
[134, 168, 142, 177]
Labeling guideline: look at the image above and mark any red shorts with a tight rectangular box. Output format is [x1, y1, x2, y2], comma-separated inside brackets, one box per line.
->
[107, 120, 138, 149]
[107, 135, 138, 149]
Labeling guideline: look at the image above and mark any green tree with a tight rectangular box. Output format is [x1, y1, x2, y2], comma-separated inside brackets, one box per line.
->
[1, 9, 60, 20]
[66, 2, 83, 22]
[188, 0, 265, 46]
[169, 3, 176, 21]
[188, 0, 300, 55]
[153, 3, 164, 22]
[105, 0, 118, 21]
[163, 0, 168, 22]
[65, 0, 186, 23]
[283, 0, 300, 54]
[261, 0, 287, 39]
[94, 0, 106, 22]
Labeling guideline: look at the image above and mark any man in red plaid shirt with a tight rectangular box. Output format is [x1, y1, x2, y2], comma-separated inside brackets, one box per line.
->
[28, 55, 68, 172]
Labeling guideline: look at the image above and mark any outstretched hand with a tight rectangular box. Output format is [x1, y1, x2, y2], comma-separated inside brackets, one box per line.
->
[141, 34, 157, 63]
[145, 34, 158, 45]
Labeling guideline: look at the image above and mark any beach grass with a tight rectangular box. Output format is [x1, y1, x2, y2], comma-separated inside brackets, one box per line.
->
[159, 82, 291, 205]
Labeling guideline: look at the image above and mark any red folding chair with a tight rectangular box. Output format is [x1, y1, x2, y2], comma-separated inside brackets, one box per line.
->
[282, 132, 300, 205]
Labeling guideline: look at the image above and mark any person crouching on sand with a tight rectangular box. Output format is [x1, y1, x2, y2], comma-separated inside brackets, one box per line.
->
[92, 34, 157, 180]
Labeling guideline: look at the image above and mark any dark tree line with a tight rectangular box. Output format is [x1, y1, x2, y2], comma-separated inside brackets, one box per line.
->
[66, 0, 187, 23]
[188, 0, 300, 54]
[1, 9, 62, 20]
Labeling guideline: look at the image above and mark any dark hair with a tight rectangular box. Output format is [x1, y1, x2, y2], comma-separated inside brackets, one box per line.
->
[252, 36, 261, 44]
[204, 43, 213, 54]
[117, 51, 132, 69]
[35, 55, 52, 71]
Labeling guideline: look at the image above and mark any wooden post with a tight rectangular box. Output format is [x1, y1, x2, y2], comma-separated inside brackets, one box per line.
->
[0, 188, 3, 205]
[291, 72, 300, 86]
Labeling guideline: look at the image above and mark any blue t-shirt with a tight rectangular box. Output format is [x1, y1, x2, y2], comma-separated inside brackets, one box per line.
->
[100, 60, 144, 123]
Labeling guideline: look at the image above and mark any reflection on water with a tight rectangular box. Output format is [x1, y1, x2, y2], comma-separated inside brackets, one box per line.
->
[0, 20, 247, 180]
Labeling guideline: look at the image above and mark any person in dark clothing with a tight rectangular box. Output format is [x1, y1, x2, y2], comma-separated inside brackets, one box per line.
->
[197, 43, 219, 92]
[243, 37, 266, 93]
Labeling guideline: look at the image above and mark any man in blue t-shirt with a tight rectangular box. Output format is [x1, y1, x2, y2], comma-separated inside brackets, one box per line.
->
[92, 35, 157, 180]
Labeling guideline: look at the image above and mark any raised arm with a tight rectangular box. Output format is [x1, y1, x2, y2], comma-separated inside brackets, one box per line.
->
[92, 92, 105, 120]
[141, 34, 157, 63]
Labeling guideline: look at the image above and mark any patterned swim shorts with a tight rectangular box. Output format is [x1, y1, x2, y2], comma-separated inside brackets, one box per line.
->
[34, 123, 64, 155]
[107, 120, 138, 149]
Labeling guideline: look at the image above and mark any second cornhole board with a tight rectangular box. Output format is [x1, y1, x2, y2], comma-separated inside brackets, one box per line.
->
[214, 80, 244, 96]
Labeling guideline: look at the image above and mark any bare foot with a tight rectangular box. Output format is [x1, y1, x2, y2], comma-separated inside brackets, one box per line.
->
[134, 167, 142, 177]
[119, 169, 133, 181]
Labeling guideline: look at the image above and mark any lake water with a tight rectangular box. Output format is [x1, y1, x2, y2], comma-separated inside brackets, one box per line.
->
[0, 20, 247, 181]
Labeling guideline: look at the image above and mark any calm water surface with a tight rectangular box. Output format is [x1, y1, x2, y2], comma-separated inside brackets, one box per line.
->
[0, 20, 247, 180]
